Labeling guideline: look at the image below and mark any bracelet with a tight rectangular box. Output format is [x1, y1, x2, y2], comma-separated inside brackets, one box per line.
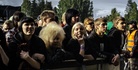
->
[80, 44, 85, 49]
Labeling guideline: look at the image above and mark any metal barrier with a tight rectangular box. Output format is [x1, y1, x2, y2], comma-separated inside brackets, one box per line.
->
[43, 58, 107, 70]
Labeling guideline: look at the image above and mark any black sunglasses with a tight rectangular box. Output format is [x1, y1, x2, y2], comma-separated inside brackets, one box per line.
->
[88, 22, 94, 25]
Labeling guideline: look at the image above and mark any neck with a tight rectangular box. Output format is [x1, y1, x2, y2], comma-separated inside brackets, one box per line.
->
[24, 35, 32, 41]
[96, 31, 104, 37]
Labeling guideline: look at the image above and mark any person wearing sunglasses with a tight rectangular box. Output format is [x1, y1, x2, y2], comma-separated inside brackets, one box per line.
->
[107, 16, 126, 70]
[88, 18, 119, 70]
[84, 17, 94, 37]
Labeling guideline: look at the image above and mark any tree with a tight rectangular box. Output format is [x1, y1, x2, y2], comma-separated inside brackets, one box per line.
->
[21, 0, 31, 16]
[104, 8, 120, 22]
[30, 0, 38, 18]
[55, 0, 93, 22]
[124, 0, 138, 22]
[21, 0, 53, 19]
[45, 1, 53, 10]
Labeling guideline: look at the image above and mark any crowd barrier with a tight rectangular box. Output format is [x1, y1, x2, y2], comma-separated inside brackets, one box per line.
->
[43, 58, 110, 70]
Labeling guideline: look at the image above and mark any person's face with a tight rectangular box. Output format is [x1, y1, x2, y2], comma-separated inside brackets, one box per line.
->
[97, 22, 107, 33]
[73, 24, 84, 39]
[50, 33, 62, 48]
[22, 22, 35, 36]
[3, 24, 12, 32]
[116, 20, 126, 31]
[85, 22, 94, 32]
[128, 23, 135, 30]
[71, 15, 79, 25]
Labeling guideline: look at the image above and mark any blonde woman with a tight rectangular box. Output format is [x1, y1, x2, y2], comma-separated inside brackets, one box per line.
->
[39, 21, 72, 67]
[65, 22, 94, 63]
[84, 17, 94, 37]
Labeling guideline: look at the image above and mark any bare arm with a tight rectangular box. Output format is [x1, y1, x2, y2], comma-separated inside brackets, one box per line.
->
[20, 50, 40, 69]
[0, 45, 9, 65]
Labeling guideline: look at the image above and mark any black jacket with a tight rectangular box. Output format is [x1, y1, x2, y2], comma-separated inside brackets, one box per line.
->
[62, 24, 72, 48]
[65, 38, 97, 63]
[108, 27, 126, 54]
[88, 30, 119, 63]
[8, 32, 46, 70]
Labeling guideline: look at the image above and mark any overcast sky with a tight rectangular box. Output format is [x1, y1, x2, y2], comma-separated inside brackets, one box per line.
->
[1, 0, 138, 18]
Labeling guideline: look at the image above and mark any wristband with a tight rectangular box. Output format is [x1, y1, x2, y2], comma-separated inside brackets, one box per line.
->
[80, 44, 85, 49]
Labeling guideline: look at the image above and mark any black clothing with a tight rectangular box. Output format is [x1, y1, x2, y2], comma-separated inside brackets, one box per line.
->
[34, 26, 42, 36]
[65, 38, 97, 63]
[44, 47, 73, 69]
[62, 24, 72, 48]
[108, 27, 126, 54]
[88, 30, 119, 63]
[8, 32, 46, 70]
[0, 29, 8, 70]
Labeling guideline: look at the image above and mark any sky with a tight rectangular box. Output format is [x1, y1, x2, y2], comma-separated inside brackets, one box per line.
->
[0, 0, 138, 19]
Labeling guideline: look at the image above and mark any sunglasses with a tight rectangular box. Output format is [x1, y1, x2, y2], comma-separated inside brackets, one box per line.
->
[88, 22, 94, 25]
[120, 22, 126, 25]
[101, 23, 107, 26]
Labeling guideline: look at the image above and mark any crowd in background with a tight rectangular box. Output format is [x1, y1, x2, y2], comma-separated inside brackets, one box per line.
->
[0, 8, 138, 70]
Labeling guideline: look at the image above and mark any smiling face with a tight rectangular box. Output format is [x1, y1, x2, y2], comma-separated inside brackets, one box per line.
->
[22, 22, 35, 36]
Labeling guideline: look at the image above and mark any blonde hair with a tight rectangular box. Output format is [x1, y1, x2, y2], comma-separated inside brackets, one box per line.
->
[3, 20, 14, 28]
[94, 18, 107, 30]
[83, 17, 94, 26]
[113, 16, 125, 28]
[39, 21, 65, 48]
[61, 12, 66, 25]
[71, 22, 86, 39]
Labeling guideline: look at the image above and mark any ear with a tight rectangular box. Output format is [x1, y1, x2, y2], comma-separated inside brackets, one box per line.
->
[43, 17, 47, 22]
[94, 25, 98, 30]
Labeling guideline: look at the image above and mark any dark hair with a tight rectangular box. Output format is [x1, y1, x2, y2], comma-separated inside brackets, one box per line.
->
[18, 17, 35, 32]
[65, 9, 79, 25]
[128, 20, 137, 29]
[12, 11, 26, 28]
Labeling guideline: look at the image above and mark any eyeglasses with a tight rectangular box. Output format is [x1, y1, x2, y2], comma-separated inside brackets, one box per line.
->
[88, 22, 94, 25]
[120, 22, 126, 25]
[101, 23, 107, 26]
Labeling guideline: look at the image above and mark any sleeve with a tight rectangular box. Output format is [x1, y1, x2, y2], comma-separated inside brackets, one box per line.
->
[65, 39, 84, 63]
[132, 31, 138, 52]
[0, 29, 8, 53]
[8, 42, 19, 70]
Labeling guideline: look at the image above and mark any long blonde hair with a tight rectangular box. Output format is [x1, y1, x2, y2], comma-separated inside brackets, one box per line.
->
[39, 21, 65, 48]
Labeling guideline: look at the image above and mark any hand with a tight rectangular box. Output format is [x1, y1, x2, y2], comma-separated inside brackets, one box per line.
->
[111, 54, 119, 66]
[77, 37, 85, 45]
[130, 52, 133, 57]
[20, 50, 30, 60]
[32, 53, 45, 63]
[84, 55, 94, 60]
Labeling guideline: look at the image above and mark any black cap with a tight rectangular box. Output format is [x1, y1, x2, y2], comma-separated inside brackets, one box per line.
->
[128, 20, 137, 25]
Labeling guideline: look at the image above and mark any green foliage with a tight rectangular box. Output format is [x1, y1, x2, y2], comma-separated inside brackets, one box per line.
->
[104, 8, 120, 22]
[21, 0, 31, 16]
[21, 0, 53, 19]
[55, 0, 93, 22]
[124, 0, 138, 22]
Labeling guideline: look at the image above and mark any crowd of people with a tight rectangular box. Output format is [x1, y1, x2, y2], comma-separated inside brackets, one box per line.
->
[0, 8, 138, 70]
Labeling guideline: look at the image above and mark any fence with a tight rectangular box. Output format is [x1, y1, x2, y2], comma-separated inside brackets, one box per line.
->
[42, 58, 116, 70]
